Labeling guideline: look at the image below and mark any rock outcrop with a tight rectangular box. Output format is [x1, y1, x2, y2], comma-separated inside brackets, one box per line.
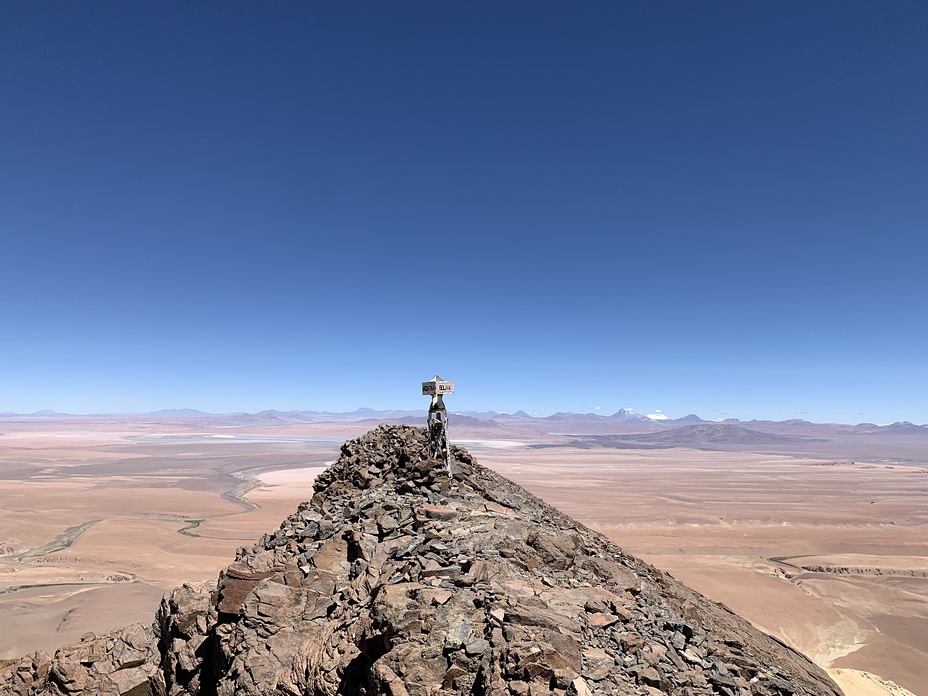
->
[0, 623, 158, 696]
[1, 425, 843, 696]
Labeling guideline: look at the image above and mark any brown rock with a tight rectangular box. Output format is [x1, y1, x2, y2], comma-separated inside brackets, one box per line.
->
[568, 676, 592, 696]
[217, 564, 275, 615]
[585, 612, 619, 628]
[0, 425, 845, 696]
[311, 534, 349, 571]
[416, 504, 458, 521]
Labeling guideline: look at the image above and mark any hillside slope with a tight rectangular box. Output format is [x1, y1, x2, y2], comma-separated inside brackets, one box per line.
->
[1, 425, 842, 695]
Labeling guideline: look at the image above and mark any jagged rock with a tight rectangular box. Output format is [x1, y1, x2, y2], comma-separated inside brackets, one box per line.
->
[0, 623, 162, 696]
[0, 425, 844, 696]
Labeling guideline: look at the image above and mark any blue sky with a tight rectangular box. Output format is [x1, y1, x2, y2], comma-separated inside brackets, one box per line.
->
[1, 2, 926, 423]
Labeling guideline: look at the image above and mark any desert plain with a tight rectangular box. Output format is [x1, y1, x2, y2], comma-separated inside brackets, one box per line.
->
[0, 414, 926, 696]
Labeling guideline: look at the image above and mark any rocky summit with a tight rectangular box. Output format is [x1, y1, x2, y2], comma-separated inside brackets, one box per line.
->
[1, 425, 843, 696]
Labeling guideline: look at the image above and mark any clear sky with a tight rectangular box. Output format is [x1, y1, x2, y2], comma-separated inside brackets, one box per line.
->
[1, 2, 926, 423]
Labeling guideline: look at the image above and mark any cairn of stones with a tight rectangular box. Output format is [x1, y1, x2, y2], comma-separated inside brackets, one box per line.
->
[1, 425, 843, 696]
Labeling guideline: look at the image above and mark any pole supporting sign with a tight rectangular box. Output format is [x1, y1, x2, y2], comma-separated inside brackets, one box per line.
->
[422, 375, 454, 475]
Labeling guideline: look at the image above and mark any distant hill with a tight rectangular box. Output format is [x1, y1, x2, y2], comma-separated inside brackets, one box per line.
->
[459, 410, 500, 418]
[544, 411, 605, 422]
[852, 421, 928, 435]
[880, 421, 928, 435]
[607, 408, 651, 422]
[600, 423, 817, 447]
[147, 408, 211, 417]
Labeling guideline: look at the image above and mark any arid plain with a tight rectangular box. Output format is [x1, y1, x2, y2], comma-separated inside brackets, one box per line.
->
[0, 414, 926, 695]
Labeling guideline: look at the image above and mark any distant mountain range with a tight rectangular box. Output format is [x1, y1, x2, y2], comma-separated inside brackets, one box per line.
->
[491, 408, 688, 423]
[1, 408, 926, 434]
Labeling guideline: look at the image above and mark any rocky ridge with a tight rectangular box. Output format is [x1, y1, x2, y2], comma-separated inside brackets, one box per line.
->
[1, 425, 843, 696]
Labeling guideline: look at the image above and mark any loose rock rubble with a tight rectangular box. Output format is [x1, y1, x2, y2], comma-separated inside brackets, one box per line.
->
[0, 622, 160, 696]
[1, 425, 843, 696]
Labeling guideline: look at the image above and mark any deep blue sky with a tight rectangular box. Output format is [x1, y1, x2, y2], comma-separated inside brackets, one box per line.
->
[1, 2, 926, 423]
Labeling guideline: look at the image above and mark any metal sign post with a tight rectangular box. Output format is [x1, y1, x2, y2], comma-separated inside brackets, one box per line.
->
[422, 375, 454, 475]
